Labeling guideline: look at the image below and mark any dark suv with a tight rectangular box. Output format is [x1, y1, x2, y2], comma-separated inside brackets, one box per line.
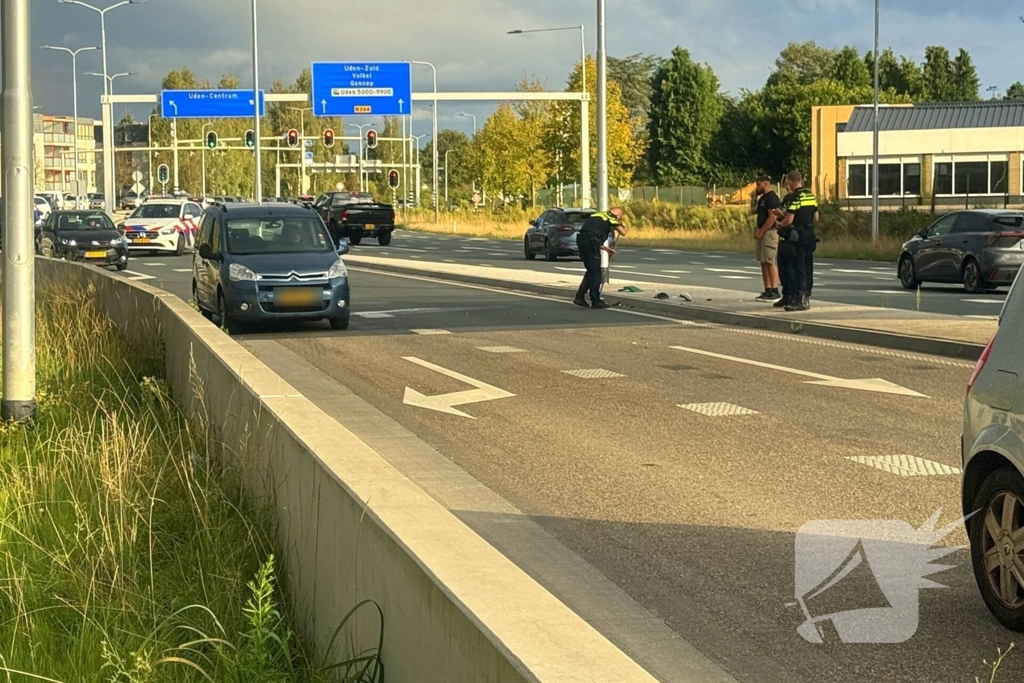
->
[192, 202, 351, 333]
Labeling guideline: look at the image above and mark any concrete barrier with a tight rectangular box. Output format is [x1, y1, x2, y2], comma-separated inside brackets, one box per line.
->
[36, 259, 659, 683]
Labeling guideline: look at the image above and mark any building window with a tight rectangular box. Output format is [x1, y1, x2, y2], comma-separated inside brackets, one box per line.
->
[877, 164, 902, 196]
[932, 158, 1009, 195]
[934, 162, 953, 195]
[845, 159, 919, 197]
[848, 164, 867, 197]
[991, 161, 1009, 194]
[903, 164, 921, 195]
[954, 161, 989, 195]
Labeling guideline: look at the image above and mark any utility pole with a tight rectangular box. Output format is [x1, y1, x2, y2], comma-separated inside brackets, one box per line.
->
[2, 0, 37, 421]
[596, 0, 608, 211]
[251, 0, 262, 202]
[871, 0, 880, 244]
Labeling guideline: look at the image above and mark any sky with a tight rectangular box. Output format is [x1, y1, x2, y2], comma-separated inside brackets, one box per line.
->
[26, 0, 1024, 141]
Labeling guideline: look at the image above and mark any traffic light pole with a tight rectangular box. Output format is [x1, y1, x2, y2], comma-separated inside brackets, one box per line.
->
[250, 0, 262, 203]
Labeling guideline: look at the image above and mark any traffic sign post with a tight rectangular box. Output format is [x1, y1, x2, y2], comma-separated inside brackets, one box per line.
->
[311, 62, 412, 117]
[160, 89, 266, 119]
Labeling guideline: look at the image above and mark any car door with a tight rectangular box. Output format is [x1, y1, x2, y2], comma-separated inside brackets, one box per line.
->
[39, 213, 58, 257]
[182, 202, 203, 247]
[530, 211, 552, 250]
[195, 215, 219, 308]
[948, 212, 992, 280]
[915, 213, 959, 281]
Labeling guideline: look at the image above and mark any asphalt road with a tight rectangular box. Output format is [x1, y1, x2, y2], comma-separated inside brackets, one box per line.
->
[115, 255, 1021, 682]
[370, 229, 1007, 318]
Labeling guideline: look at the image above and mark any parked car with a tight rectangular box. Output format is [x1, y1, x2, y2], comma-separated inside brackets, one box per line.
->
[88, 193, 105, 211]
[523, 208, 597, 261]
[37, 210, 128, 270]
[120, 190, 147, 211]
[33, 196, 52, 220]
[121, 198, 203, 255]
[898, 210, 1024, 294]
[962, 270, 1024, 631]
[192, 202, 351, 332]
[312, 191, 395, 246]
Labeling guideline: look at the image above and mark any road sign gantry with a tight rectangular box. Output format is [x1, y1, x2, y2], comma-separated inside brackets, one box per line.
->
[311, 62, 412, 117]
[160, 89, 266, 119]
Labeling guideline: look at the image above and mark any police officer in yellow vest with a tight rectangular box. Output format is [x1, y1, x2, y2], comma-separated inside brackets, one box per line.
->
[575, 208, 628, 309]
[773, 170, 818, 312]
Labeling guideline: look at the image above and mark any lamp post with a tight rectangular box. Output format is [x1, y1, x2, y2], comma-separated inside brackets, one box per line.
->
[443, 149, 454, 209]
[411, 61, 439, 223]
[596, 0, 607, 211]
[347, 123, 375, 192]
[87, 70, 133, 201]
[411, 134, 426, 206]
[456, 112, 477, 135]
[42, 45, 98, 206]
[507, 25, 589, 208]
[871, 0, 880, 244]
[250, 0, 262, 203]
[288, 106, 311, 194]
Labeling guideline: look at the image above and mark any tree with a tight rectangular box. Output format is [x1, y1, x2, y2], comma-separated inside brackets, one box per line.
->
[608, 53, 664, 129]
[829, 46, 870, 89]
[468, 103, 535, 201]
[1005, 82, 1024, 100]
[922, 46, 956, 101]
[420, 129, 473, 204]
[646, 47, 724, 184]
[767, 42, 837, 87]
[951, 48, 981, 101]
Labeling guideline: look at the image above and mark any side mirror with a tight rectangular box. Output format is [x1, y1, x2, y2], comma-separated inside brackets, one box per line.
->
[529, 219, 537, 226]
[336, 240, 351, 256]
[198, 243, 216, 261]
[918, 228, 929, 239]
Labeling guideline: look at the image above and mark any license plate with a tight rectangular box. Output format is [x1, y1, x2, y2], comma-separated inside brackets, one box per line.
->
[274, 287, 320, 307]
[365, 223, 375, 230]
[132, 237, 151, 244]
[85, 250, 107, 259]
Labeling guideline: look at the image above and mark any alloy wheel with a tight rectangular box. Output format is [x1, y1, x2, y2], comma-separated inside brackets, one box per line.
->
[981, 491, 1024, 609]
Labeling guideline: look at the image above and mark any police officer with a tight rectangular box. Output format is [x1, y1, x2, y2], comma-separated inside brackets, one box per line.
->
[773, 170, 818, 312]
[575, 207, 628, 309]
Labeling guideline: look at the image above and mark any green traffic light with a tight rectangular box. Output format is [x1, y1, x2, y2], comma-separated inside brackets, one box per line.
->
[245, 130, 255, 148]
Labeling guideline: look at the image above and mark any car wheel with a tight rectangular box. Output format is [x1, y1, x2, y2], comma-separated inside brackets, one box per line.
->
[963, 258, 986, 294]
[40, 241, 54, 258]
[377, 231, 392, 246]
[349, 233, 363, 246]
[524, 238, 536, 260]
[116, 263, 128, 272]
[969, 468, 1024, 632]
[217, 291, 240, 335]
[898, 255, 920, 289]
[329, 314, 350, 330]
[175, 233, 186, 256]
[545, 239, 558, 261]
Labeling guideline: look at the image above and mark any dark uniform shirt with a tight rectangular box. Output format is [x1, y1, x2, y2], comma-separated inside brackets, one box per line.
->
[578, 211, 622, 243]
[781, 187, 818, 229]
[756, 190, 781, 230]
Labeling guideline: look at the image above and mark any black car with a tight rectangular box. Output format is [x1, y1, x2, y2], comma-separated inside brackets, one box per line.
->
[898, 210, 1024, 294]
[192, 202, 351, 333]
[524, 208, 597, 261]
[38, 210, 129, 270]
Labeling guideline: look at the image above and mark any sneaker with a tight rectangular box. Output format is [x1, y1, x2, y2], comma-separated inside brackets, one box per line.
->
[773, 297, 791, 309]
[592, 300, 612, 309]
[785, 297, 809, 312]
[573, 296, 589, 308]
[766, 290, 782, 301]
[754, 291, 772, 301]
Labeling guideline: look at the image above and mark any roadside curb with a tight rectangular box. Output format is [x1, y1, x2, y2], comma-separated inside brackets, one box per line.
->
[350, 260, 988, 361]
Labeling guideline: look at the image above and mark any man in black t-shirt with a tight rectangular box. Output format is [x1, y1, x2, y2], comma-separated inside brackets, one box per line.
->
[773, 170, 819, 312]
[752, 176, 781, 301]
[575, 208, 628, 309]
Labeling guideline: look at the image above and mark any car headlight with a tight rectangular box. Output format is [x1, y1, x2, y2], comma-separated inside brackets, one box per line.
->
[327, 259, 348, 279]
[228, 263, 257, 282]
[160, 227, 177, 235]
[110, 238, 123, 247]
[61, 238, 77, 246]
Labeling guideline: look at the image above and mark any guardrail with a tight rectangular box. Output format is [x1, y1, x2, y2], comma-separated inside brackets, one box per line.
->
[34, 259, 658, 683]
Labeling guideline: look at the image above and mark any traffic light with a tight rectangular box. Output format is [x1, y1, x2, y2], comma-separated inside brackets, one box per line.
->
[206, 131, 218, 149]
[388, 170, 400, 189]
[286, 128, 299, 148]
[245, 130, 256, 148]
[157, 164, 169, 185]
[366, 129, 377, 149]
[323, 128, 335, 148]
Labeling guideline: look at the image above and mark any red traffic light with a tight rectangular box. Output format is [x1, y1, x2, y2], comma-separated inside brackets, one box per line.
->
[286, 128, 299, 148]
[366, 129, 378, 149]
[323, 128, 335, 148]
[388, 170, 400, 189]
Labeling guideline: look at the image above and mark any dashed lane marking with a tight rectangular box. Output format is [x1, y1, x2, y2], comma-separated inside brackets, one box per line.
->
[661, 270, 690, 274]
[720, 276, 753, 280]
[962, 299, 1005, 305]
[845, 454, 962, 477]
[173, 268, 192, 272]
[355, 312, 395, 319]
[562, 368, 625, 379]
[832, 269, 882, 275]
[477, 346, 528, 354]
[678, 402, 759, 417]
[143, 262, 164, 266]
[411, 329, 452, 335]
[868, 290, 909, 295]
[705, 268, 751, 274]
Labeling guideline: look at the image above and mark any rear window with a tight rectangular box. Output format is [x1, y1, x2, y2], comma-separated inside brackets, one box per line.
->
[563, 211, 594, 225]
[994, 216, 1024, 229]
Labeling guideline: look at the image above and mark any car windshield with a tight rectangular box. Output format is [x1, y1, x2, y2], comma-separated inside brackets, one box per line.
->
[89, 194, 103, 200]
[225, 217, 333, 255]
[131, 204, 179, 219]
[57, 212, 115, 231]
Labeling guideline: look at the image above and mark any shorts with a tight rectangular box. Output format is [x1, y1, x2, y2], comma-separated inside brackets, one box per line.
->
[756, 233, 779, 263]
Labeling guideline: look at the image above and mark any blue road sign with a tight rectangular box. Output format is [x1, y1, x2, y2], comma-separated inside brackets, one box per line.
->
[160, 89, 266, 119]
[311, 62, 412, 117]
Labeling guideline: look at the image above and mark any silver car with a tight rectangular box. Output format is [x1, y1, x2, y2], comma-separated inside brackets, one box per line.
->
[962, 272, 1024, 631]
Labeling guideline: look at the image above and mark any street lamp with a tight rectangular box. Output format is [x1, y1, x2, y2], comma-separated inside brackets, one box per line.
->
[871, 0, 880, 244]
[57, 1, 143, 97]
[288, 106, 311, 194]
[508, 24, 590, 208]
[87, 70, 134, 199]
[456, 112, 477, 135]
[42, 45, 98, 207]
[596, 0, 607, 211]
[443, 149, 454, 209]
[411, 61, 439, 223]
[411, 134, 426, 206]
[250, 0, 262, 203]
[347, 123, 375, 192]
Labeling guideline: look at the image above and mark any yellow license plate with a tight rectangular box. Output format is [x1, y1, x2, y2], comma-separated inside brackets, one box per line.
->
[274, 288, 320, 307]
[132, 238, 151, 244]
[365, 223, 375, 230]
[85, 250, 107, 258]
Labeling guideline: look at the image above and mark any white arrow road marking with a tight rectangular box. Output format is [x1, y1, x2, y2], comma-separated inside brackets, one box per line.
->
[402, 357, 515, 419]
[668, 346, 929, 398]
[122, 270, 155, 281]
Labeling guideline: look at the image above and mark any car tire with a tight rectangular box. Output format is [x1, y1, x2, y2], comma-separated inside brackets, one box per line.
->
[545, 239, 558, 261]
[175, 233, 186, 256]
[969, 467, 1024, 632]
[898, 255, 920, 290]
[329, 315, 350, 331]
[40, 241, 54, 259]
[116, 263, 128, 272]
[377, 231, 392, 246]
[524, 238, 536, 260]
[963, 258, 987, 294]
[217, 291, 240, 335]
[349, 234, 362, 246]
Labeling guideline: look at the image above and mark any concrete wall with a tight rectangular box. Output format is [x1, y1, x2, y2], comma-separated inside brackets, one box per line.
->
[35, 260, 658, 683]
[810, 105, 856, 201]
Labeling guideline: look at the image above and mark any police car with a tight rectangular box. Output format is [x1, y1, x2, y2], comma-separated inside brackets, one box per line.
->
[121, 198, 203, 255]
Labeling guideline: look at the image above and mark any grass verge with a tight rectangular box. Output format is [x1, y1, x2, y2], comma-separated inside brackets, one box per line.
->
[0, 281, 380, 681]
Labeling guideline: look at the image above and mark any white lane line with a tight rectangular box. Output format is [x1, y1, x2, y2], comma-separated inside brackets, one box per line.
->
[963, 299, 1005, 305]
[355, 312, 395, 319]
[489, 252, 508, 256]
[689, 261, 706, 265]
[705, 255, 726, 259]
[122, 270, 155, 281]
[643, 257, 657, 261]
[477, 263, 494, 268]
[868, 290, 909, 295]
[661, 270, 691, 274]
[720, 276, 753, 280]
[705, 268, 752, 274]
[873, 277, 893, 281]
[477, 346, 528, 354]
[410, 329, 452, 335]
[394, 247, 429, 253]
[443, 259, 455, 263]
[143, 262, 164, 266]
[555, 266, 586, 273]
[633, 272, 681, 280]
[845, 454, 961, 477]
[816, 262, 835, 266]
[173, 268, 192, 273]
[409, 255, 421, 259]
[870, 267, 892, 271]
[831, 269, 881, 275]
[613, 265, 636, 269]
[562, 368, 625, 379]
[967, 315, 999, 320]
[678, 402, 759, 417]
